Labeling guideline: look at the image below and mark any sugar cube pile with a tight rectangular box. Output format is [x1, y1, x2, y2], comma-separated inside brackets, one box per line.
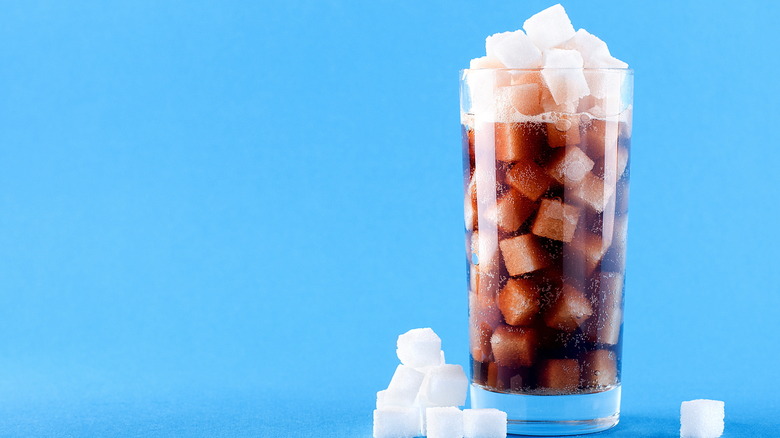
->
[373, 328, 507, 438]
[680, 399, 725, 438]
[467, 3, 629, 120]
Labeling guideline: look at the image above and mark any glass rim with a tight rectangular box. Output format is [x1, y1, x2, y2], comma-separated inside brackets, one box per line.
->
[460, 67, 633, 73]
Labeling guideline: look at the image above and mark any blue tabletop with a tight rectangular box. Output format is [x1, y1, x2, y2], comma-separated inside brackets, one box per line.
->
[1, 0, 779, 436]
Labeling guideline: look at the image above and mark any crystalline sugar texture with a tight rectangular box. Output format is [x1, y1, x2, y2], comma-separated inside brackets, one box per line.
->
[419, 364, 468, 407]
[561, 29, 611, 67]
[384, 365, 425, 407]
[680, 399, 725, 438]
[397, 327, 442, 368]
[373, 407, 422, 438]
[542, 49, 590, 106]
[485, 30, 542, 69]
[522, 4, 576, 51]
[426, 407, 464, 438]
[463, 408, 507, 438]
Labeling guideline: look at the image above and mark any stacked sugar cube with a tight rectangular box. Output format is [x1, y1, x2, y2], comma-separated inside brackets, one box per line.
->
[373, 328, 507, 438]
[468, 4, 629, 120]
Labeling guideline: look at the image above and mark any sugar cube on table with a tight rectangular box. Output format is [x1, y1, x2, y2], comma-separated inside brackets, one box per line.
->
[680, 399, 725, 438]
[538, 359, 580, 392]
[426, 407, 464, 438]
[499, 234, 550, 276]
[397, 328, 443, 368]
[522, 4, 576, 51]
[544, 284, 593, 332]
[581, 350, 617, 388]
[541, 49, 590, 107]
[531, 198, 581, 243]
[505, 160, 556, 201]
[418, 365, 469, 407]
[490, 324, 537, 367]
[485, 30, 542, 69]
[373, 407, 422, 438]
[463, 408, 507, 438]
[384, 365, 426, 407]
[497, 278, 540, 326]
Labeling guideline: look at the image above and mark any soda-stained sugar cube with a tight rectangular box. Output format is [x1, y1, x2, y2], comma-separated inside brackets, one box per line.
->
[680, 399, 725, 438]
[486, 30, 542, 69]
[419, 365, 469, 407]
[499, 234, 550, 276]
[571, 230, 611, 274]
[490, 324, 537, 367]
[582, 118, 619, 162]
[491, 122, 546, 163]
[469, 263, 502, 303]
[544, 284, 593, 332]
[506, 160, 556, 201]
[465, 176, 477, 231]
[487, 188, 536, 233]
[497, 278, 540, 326]
[584, 272, 623, 345]
[471, 230, 500, 273]
[522, 4, 576, 51]
[384, 365, 426, 407]
[572, 172, 615, 213]
[546, 146, 595, 184]
[504, 83, 543, 116]
[546, 114, 581, 148]
[581, 350, 617, 388]
[541, 49, 590, 106]
[470, 55, 505, 69]
[373, 407, 422, 438]
[470, 320, 495, 363]
[539, 359, 580, 392]
[397, 328, 443, 368]
[426, 407, 464, 438]
[463, 408, 507, 438]
[531, 199, 581, 242]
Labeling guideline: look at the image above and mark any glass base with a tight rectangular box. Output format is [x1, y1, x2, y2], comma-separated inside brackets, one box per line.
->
[470, 384, 621, 436]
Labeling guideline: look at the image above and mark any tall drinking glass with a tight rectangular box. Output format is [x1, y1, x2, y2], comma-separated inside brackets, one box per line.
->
[461, 68, 633, 436]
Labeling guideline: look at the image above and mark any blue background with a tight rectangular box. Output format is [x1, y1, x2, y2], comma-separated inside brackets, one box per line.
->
[1, 0, 778, 436]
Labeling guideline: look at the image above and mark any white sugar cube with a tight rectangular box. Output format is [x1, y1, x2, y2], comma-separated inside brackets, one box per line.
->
[384, 365, 426, 406]
[463, 408, 507, 438]
[560, 29, 612, 67]
[470, 56, 505, 69]
[397, 328, 443, 368]
[485, 30, 542, 69]
[377, 390, 389, 409]
[426, 407, 464, 438]
[373, 407, 422, 438]
[523, 4, 576, 51]
[680, 399, 725, 438]
[418, 364, 468, 407]
[541, 49, 590, 106]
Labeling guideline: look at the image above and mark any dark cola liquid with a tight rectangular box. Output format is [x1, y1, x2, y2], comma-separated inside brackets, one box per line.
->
[463, 114, 630, 395]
